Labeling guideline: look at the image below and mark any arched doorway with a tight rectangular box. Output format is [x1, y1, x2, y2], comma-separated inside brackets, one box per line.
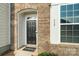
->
[17, 9, 37, 49]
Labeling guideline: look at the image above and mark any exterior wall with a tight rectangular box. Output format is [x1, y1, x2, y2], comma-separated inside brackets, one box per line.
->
[0, 3, 10, 55]
[0, 45, 10, 55]
[49, 44, 79, 56]
[12, 3, 50, 53]
[12, 3, 79, 56]
[50, 4, 79, 56]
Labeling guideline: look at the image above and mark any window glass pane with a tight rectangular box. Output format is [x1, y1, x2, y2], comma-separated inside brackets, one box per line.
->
[73, 25, 79, 30]
[61, 31, 66, 36]
[67, 4, 73, 11]
[67, 11, 73, 17]
[61, 25, 66, 30]
[74, 17, 79, 23]
[67, 25, 72, 30]
[74, 11, 79, 16]
[66, 17, 73, 23]
[73, 37, 79, 43]
[61, 37, 66, 42]
[66, 37, 72, 42]
[67, 31, 72, 36]
[61, 5, 66, 11]
[61, 17, 66, 23]
[61, 12, 66, 17]
[73, 31, 79, 36]
[74, 3, 79, 10]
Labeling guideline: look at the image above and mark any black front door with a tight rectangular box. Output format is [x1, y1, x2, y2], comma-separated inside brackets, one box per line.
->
[27, 20, 36, 44]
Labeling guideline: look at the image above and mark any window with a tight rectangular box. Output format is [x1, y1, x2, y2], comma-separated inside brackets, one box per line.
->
[66, 17, 73, 23]
[61, 5, 66, 11]
[67, 4, 73, 11]
[61, 17, 66, 23]
[67, 11, 73, 17]
[60, 4, 79, 43]
[74, 3, 79, 10]
[61, 12, 66, 17]
[74, 11, 79, 16]
[74, 17, 79, 23]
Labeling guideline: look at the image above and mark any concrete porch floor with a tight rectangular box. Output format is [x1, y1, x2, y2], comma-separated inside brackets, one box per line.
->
[3, 44, 38, 56]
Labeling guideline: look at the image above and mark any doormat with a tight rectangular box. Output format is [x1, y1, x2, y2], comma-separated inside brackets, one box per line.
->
[23, 47, 36, 52]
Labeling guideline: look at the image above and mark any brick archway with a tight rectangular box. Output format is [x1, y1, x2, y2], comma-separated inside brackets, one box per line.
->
[13, 8, 38, 51]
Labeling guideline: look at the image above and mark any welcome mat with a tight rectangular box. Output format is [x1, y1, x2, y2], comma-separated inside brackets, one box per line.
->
[23, 47, 36, 52]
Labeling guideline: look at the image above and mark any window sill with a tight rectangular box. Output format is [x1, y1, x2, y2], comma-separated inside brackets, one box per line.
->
[60, 42, 79, 45]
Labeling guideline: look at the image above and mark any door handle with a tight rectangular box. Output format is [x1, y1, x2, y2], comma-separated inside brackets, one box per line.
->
[35, 31, 38, 33]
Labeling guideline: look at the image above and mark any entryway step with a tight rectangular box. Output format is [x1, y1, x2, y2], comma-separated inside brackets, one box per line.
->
[22, 44, 36, 52]
[26, 44, 36, 47]
[23, 47, 36, 52]
[14, 44, 37, 56]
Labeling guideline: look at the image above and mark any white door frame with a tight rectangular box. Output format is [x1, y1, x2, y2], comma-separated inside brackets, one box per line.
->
[17, 9, 38, 49]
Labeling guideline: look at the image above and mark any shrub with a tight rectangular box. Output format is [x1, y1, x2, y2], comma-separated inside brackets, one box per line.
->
[38, 52, 58, 56]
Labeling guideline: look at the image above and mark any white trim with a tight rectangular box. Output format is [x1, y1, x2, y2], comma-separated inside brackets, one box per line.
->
[50, 4, 60, 44]
[17, 13, 19, 48]
[36, 10, 38, 51]
[51, 3, 71, 6]
[9, 3, 11, 45]
[61, 23, 79, 25]
[61, 42, 79, 45]
[25, 17, 27, 45]
[17, 9, 38, 49]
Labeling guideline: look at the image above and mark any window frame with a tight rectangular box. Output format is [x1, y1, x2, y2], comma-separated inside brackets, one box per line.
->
[60, 4, 79, 44]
